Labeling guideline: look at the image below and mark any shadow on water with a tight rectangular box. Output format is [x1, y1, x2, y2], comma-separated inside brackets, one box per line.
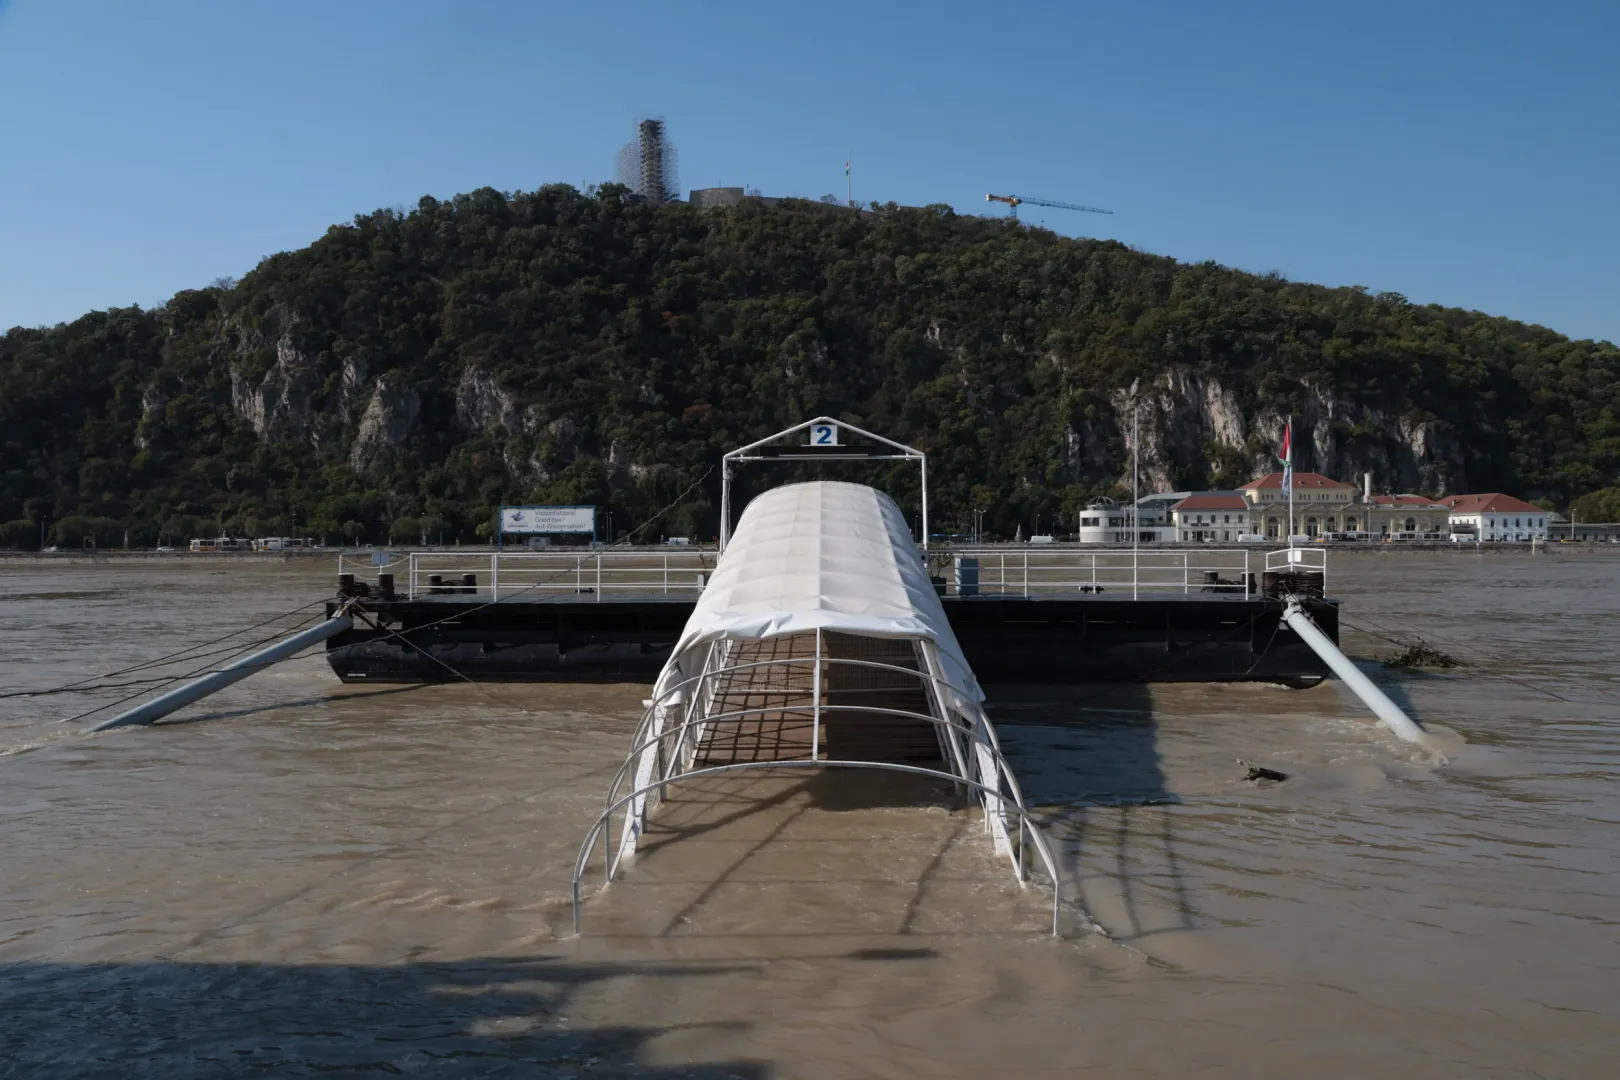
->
[986, 684, 1198, 945]
[0, 956, 767, 1079]
[154, 683, 431, 727]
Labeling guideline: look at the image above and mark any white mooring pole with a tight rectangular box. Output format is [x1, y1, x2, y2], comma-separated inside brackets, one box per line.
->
[88, 613, 354, 732]
[1281, 599, 1425, 743]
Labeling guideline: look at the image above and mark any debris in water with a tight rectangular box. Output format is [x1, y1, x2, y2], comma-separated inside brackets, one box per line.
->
[1238, 759, 1289, 784]
[1383, 640, 1459, 670]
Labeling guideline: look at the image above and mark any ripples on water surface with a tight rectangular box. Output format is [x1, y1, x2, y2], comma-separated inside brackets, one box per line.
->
[2, 553, 1618, 1077]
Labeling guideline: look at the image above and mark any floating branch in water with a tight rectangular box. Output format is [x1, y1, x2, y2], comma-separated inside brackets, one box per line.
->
[1383, 641, 1460, 670]
[1238, 759, 1289, 783]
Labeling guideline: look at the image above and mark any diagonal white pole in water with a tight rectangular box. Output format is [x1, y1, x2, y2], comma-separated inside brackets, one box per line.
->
[1282, 599, 1425, 743]
[88, 613, 354, 732]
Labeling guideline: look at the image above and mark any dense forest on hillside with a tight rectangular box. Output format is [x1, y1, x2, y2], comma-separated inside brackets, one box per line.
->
[2, 184, 1617, 548]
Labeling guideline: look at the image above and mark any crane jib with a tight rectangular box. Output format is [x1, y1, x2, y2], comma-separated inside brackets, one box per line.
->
[984, 193, 1113, 216]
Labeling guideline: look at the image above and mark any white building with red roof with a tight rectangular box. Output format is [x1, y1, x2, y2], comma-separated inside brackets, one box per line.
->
[1170, 493, 1253, 542]
[1239, 472, 1358, 539]
[1437, 494, 1549, 542]
[1363, 494, 1451, 538]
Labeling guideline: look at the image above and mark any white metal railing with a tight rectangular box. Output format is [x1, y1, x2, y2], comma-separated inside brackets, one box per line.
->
[938, 547, 1275, 599]
[1265, 545, 1328, 591]
[339, 549, 715, 600]
[335, 546, 1322, 602]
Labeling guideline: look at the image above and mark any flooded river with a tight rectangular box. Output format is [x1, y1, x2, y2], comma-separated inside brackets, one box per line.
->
[2, 552, 1618, 1077]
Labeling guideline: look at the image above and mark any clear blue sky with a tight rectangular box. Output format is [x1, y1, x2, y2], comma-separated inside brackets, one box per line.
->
[2, 0, 1616, 343]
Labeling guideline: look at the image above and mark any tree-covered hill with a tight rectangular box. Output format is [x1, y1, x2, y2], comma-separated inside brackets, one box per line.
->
[2, 184, 1617, 548]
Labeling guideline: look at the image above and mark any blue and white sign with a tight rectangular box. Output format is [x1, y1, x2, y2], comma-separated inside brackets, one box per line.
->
[808, 422, 839, 446]
[499, 505, 595, 534]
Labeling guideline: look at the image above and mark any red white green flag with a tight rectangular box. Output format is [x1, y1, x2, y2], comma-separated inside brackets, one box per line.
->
[1280, 421, 1293, 495]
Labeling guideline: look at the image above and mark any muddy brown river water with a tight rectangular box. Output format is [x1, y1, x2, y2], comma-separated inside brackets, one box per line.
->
[2, 552, 1618, 1078]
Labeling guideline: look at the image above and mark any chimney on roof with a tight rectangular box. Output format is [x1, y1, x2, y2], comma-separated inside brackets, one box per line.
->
[1364, 472, 1372, 502]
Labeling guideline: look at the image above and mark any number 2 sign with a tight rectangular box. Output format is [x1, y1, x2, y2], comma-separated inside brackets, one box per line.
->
[808, 423, 839, 446]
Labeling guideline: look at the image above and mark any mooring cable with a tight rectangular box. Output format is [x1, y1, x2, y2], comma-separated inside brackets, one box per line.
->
[1338, 612, 1610, 706]
[1, 597, 330, 700]
[56, 609, 329, 724]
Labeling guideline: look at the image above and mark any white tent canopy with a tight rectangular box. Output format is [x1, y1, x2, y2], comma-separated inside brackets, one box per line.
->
[666, 481, 981, 704]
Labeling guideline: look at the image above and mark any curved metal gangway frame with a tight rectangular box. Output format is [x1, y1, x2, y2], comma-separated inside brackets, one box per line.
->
[571, 631, 1065, 935]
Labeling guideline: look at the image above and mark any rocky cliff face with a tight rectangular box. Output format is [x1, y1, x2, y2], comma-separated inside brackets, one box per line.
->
[1094, 369, 1469, 495]
[231, 337, 319, 445]
[349, 375, 421, 470]
[202, 338, 1472, 497]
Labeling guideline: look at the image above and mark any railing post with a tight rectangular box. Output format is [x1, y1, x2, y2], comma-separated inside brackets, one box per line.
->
[491, 553, 498, 599]
[811, 628, 823, 761]
[663, 554, 669, 595]
[596, 551, 602, 602]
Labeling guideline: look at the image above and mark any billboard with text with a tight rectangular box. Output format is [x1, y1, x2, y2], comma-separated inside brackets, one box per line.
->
[499, 505, 595, 535]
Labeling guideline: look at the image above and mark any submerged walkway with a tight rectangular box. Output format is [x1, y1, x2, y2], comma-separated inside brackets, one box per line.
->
[573, 481, 1062, 934]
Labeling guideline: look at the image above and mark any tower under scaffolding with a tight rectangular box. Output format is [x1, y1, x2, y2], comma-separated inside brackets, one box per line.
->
[616, 118, 680, 205]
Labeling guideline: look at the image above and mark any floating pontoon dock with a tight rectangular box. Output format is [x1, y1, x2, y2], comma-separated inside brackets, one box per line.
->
[325, 543, 1336, 687]
[326, 416, 1336, 688]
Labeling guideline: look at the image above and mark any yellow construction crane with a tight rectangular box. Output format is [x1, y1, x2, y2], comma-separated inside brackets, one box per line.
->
[986, 193, 1113, 220]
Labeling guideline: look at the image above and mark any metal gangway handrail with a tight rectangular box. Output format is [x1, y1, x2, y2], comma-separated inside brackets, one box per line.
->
[335, 546, 1322, 604]
[939, 546, 1267, 598]
[572, 630, 1065, 936]
[338, 549, 716, 600]
[1265, 544, 1328, 586]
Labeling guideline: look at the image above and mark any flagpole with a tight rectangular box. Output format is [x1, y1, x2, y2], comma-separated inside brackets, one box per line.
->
[1288, 415, 1295, 543]
[1132, 403, 1139, 601]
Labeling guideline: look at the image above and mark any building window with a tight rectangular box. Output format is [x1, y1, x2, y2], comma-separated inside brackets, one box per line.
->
[1305, 517, 1319, 537]
[1404, 517, 1417, 532]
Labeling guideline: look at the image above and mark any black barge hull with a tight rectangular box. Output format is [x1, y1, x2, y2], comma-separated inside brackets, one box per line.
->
[325, 593, 1336, 688]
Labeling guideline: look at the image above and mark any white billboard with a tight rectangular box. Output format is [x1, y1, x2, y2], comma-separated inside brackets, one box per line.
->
[499, 505, 595, 535]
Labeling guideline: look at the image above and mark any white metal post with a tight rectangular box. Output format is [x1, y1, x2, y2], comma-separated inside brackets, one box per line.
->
[719, 459, 732, 553]
[920, 455, 929, 551]
[1132, 404, 1139, 601]
[490, 553, 499, 599]
[811, 628, 823, 761]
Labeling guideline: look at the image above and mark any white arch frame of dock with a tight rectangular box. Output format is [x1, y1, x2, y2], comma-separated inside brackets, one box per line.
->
[720, 416, 928, 552]
[572, 481, 1063, 934]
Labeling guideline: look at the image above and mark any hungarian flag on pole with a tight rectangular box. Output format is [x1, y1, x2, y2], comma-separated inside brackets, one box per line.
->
[1280, 420, 1293, 495]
